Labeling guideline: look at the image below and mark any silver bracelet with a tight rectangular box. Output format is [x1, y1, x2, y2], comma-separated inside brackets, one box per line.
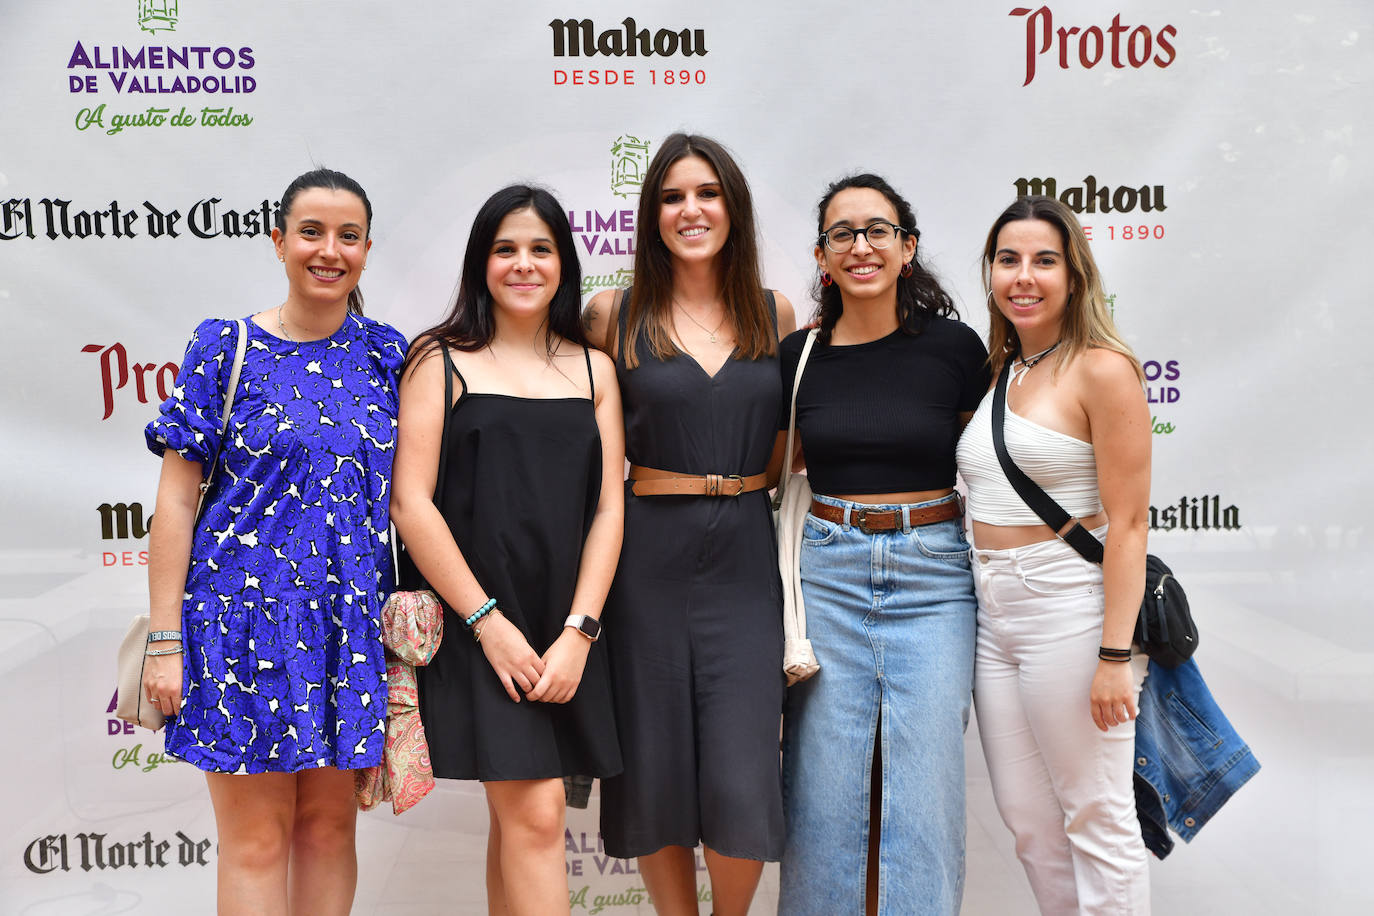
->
[145, 645, 184, 657]
[147, 629, 182, 643]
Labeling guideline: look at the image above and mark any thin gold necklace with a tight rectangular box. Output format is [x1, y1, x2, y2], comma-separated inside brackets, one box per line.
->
[277, 305, 296, 342]
[674, 300, 727, 344]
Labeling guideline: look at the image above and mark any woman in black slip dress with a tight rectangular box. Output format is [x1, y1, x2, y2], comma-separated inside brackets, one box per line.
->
[584, 133, 796, 916]
[392, 185, 624, 916]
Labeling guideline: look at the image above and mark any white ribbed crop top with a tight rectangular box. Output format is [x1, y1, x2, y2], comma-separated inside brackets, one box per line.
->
[956, 393, 1103, 526]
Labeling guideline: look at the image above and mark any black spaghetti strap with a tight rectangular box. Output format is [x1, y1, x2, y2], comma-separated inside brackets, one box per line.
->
[583, 346, 595, 400]
[439, 344, 468, 399]
[435, 341, 456, 506]
[764, 289, 778, 337]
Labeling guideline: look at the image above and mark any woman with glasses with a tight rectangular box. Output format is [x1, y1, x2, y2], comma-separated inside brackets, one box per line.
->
[778, 174, 988, 915]
[584, 133, 795, 916]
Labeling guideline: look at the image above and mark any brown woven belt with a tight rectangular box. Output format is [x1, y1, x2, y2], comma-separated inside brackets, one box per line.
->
[629, 465, 769, 498]
[808, 496, 962, 533]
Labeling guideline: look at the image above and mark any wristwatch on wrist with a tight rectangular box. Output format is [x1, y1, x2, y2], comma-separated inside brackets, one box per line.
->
[564, 614, 602, 642]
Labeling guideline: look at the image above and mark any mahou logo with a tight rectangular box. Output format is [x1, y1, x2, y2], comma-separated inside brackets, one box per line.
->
[550, 17, 707, 57]
[99, 501, 151, 567]
[1014, 176, 1165, 215]
[1010, 7, 1177, 86]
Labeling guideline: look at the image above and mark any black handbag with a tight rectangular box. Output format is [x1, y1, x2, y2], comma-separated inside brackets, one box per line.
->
[989, 359, 1198, 667]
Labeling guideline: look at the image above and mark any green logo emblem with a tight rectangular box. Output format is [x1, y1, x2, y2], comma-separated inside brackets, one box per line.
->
[610, 134, 650, 199]
[138, 1, 179, 34]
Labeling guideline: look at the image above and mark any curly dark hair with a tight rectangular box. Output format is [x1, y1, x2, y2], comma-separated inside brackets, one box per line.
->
[812, 173, 956, 343]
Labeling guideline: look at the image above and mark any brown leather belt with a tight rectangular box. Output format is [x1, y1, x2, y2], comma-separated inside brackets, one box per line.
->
[629, 465, 769, 497]
[809, 496, 962, 533]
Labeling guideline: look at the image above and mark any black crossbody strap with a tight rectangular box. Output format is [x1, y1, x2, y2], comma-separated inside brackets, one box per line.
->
[990, 359, 1105, 564]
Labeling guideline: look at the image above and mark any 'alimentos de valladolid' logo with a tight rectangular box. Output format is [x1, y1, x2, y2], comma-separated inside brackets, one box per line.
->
[69, 2, 256, 136]
[137, 1, 179, 33]
[576, 135, 651, 294]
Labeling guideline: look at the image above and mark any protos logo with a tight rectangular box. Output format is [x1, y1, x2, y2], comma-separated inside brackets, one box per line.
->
[1010, 7, 1176, 86]
[1013, 176, 1165, 215]
[82, 342, 178, 420]
[550, 18, 707, 57]
[138, 1, 179, 34]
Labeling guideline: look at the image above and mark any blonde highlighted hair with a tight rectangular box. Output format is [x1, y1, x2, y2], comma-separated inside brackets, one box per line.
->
[981, 196, 1144, 383]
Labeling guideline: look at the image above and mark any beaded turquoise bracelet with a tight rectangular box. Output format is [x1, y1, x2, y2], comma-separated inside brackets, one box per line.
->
[465, 598, 498, 628]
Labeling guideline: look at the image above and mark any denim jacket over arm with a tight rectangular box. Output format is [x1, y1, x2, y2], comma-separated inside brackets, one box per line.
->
[1133, 657, 1261, 859]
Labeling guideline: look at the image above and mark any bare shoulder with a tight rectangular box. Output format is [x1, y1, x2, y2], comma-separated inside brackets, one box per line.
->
[583, 288, 622, 354]
[1077, 347, 1140, 386]
[587, 346, 618, 399]
[586, 288, 621, 313]
[1072, 347, 1146, 411]
[771, 289, 798, 338]
[401, 335, 449, 386]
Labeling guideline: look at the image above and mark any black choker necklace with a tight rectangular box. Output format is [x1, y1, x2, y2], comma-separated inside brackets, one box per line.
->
[1011, 342, 1060, 385]
[1017, 342, 1059, 369]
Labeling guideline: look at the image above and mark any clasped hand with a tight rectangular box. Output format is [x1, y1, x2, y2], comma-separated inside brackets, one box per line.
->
[479, 615, 588, 704]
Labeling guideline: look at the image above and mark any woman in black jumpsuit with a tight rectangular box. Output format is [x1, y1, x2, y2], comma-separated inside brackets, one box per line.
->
[585, 133, 796, 916]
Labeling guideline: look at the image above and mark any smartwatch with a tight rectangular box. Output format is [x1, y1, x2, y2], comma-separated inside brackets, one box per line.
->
[564, 614, 602, 642]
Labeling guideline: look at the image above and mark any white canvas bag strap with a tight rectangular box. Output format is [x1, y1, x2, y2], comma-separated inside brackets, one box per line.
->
[776, 328, 819, 507]
[194, 318, 248, 521]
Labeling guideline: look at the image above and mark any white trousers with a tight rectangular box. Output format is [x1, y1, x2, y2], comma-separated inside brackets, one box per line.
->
[972, 533, 1150, 915]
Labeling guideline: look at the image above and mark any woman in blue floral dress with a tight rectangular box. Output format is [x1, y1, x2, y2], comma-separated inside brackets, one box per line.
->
[142, 169, 405, 914]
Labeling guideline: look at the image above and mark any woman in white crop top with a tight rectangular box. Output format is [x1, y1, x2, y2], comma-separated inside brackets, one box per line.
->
[957, 196, 1153, 914]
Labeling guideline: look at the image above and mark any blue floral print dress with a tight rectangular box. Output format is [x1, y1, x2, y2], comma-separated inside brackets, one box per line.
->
[145, 313, 406, 774]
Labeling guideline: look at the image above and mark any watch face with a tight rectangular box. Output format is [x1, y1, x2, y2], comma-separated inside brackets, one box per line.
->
[573, 615, 601, 639]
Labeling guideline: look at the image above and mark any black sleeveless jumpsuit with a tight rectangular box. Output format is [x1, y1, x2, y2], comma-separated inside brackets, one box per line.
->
[418, 347, 621, 782]
[599, 295, 785, 860]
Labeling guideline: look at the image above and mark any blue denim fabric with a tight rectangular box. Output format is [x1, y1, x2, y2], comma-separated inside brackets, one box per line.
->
[780, 494, 976, 916]
[1134, 657, 1261, 859]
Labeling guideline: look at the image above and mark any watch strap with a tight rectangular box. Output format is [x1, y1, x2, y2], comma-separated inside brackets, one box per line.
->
[564, 614, 602, 641]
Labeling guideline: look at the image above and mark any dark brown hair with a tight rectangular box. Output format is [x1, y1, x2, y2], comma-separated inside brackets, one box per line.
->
[623, 133, 773, 369]
[404, 185, 585, 374]
[812, 173, 956, 344]
[276, 168, 372, 315]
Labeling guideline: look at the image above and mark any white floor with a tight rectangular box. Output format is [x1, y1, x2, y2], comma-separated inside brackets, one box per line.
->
[3, 568, 1372, 914]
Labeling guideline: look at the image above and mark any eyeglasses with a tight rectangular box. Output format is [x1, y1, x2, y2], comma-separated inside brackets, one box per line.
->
[818, 220, 908, 254]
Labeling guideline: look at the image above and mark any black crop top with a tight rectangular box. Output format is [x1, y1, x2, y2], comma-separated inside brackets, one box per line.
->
[778, 319, 990, 495]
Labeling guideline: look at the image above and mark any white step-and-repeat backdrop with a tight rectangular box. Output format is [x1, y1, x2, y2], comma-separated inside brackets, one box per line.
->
[2, 1, 1370, 913]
